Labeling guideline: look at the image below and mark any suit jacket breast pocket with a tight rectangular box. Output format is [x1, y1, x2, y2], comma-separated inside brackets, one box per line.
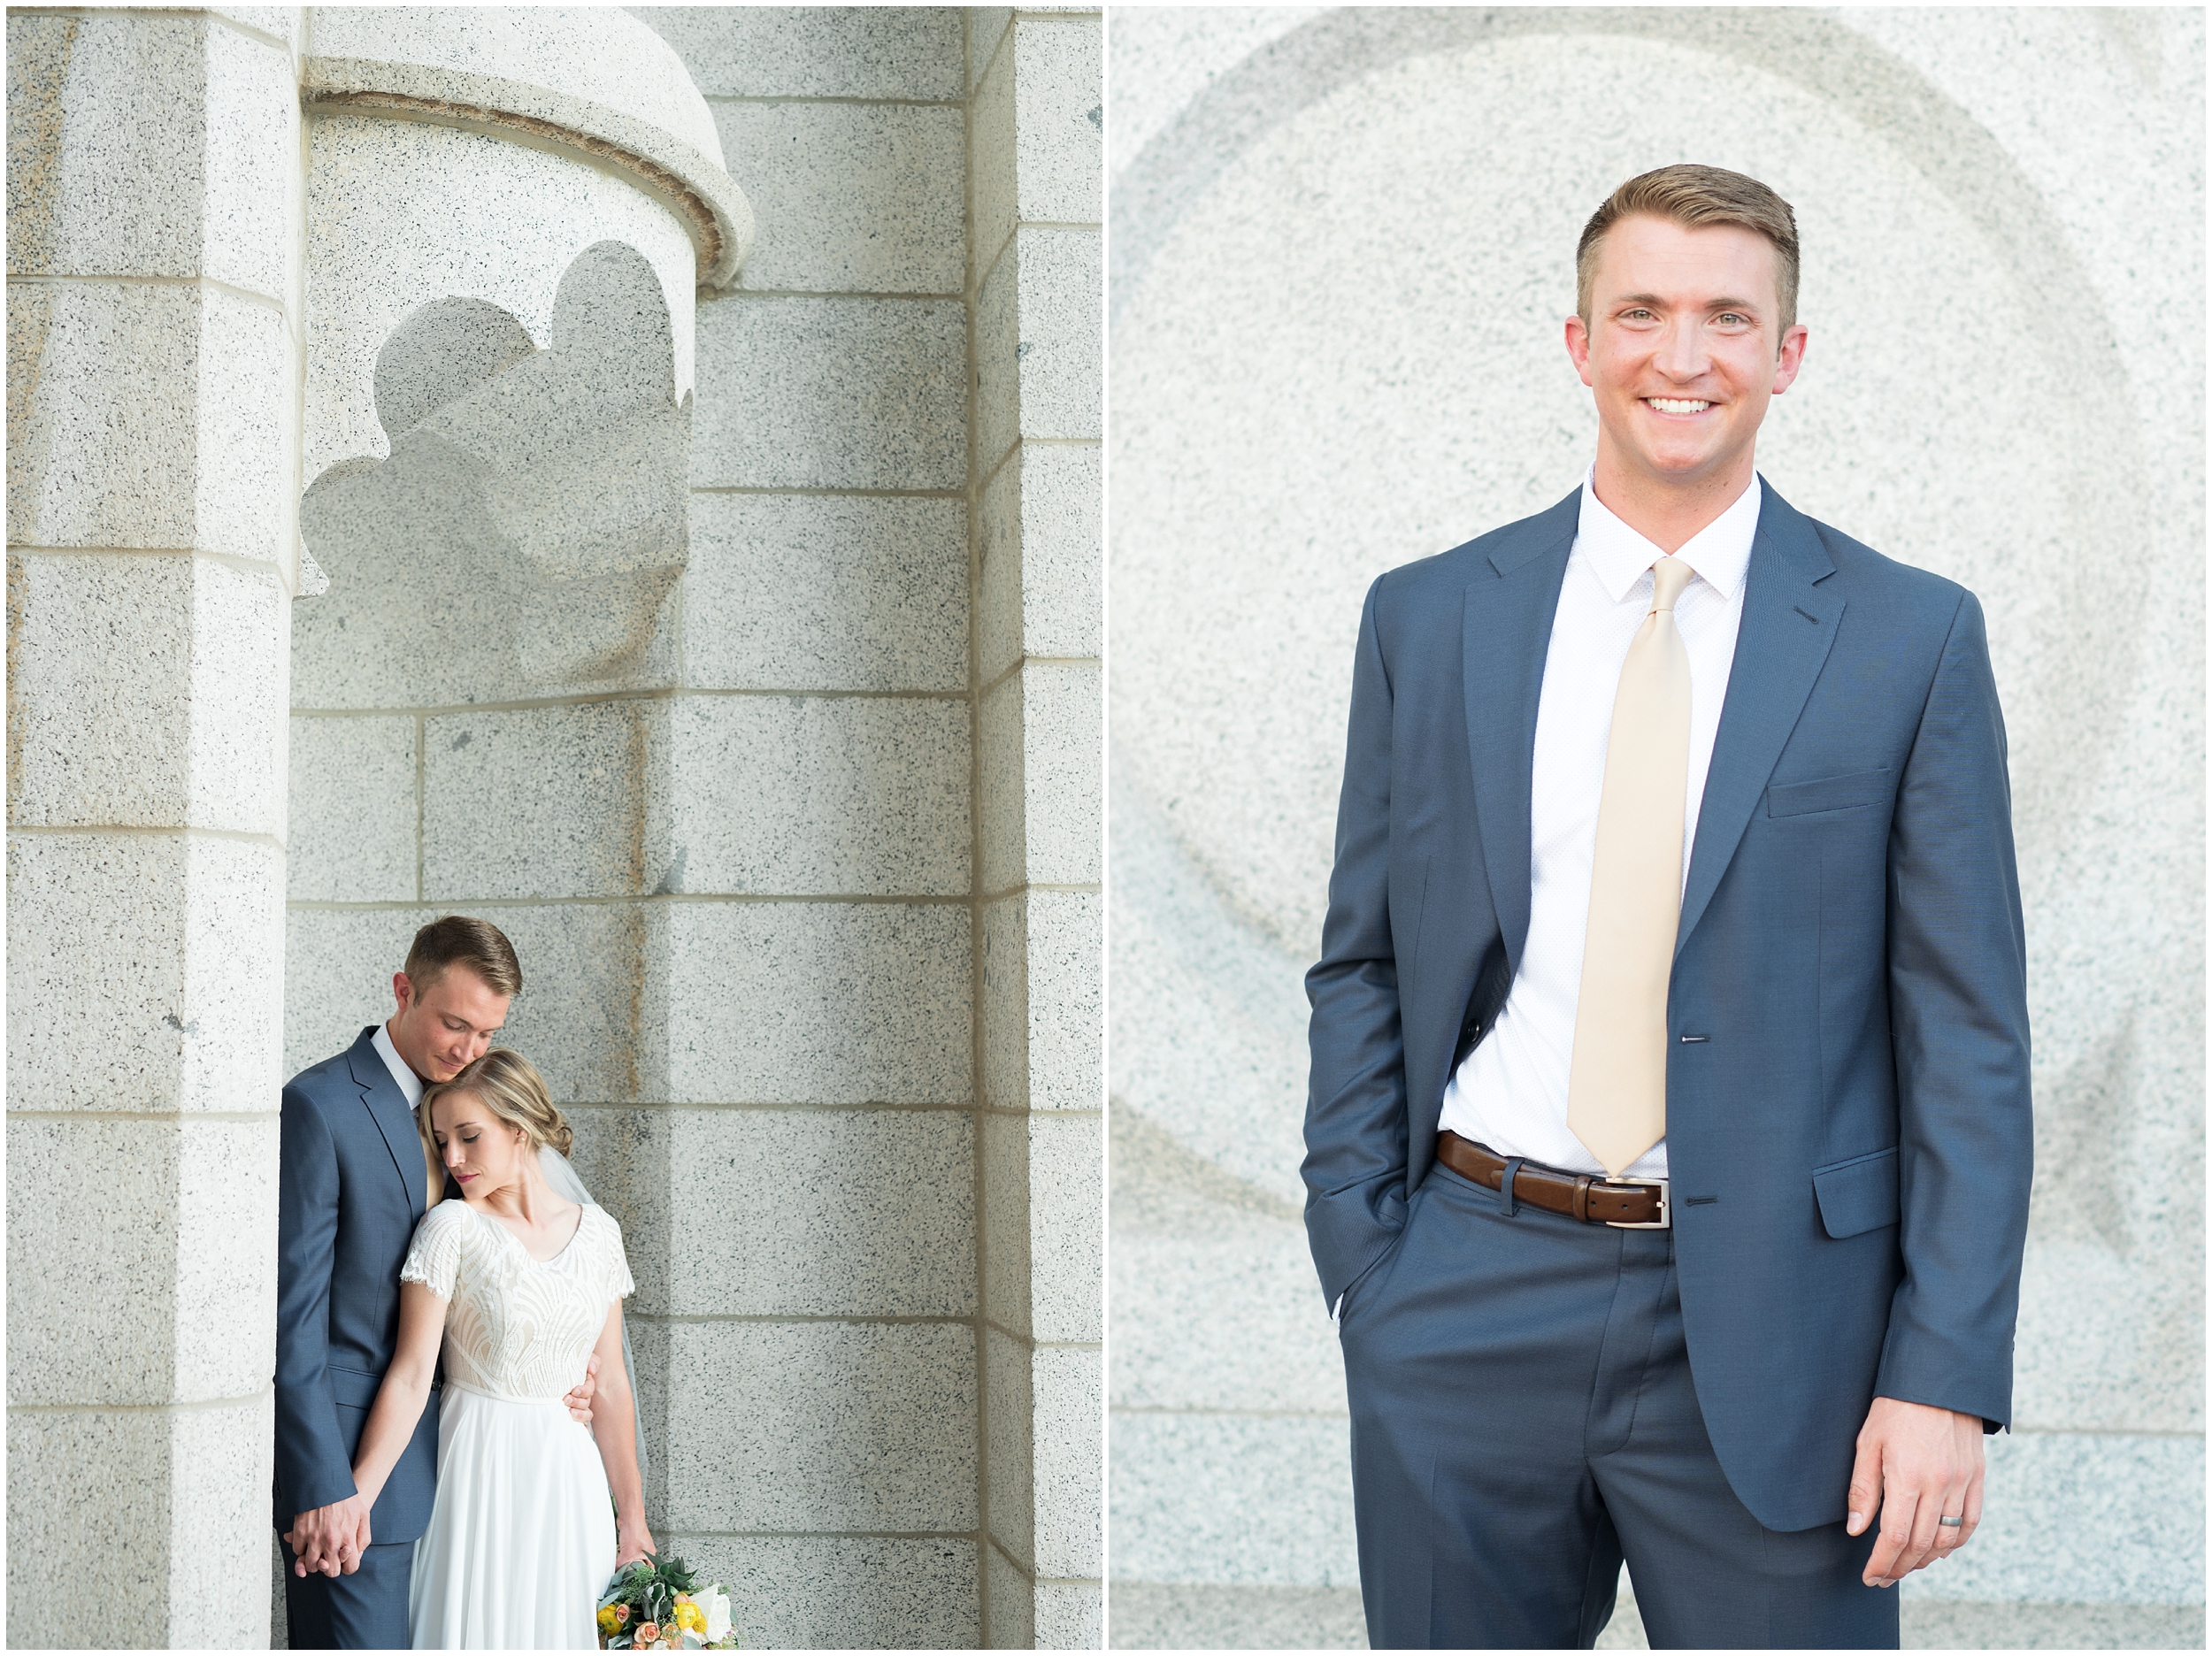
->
[1766, 766, 1896, 819]
[1812, 1146, 1900, 1238]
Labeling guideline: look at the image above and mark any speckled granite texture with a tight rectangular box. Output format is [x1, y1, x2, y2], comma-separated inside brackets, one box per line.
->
[5, 9, 297, 1644]
[951, 8, 1106, 1644]
[14, 7, 1101, 1651]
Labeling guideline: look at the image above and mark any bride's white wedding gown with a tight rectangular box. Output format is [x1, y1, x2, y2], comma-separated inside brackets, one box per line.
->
[400, 1198, 634, 1649]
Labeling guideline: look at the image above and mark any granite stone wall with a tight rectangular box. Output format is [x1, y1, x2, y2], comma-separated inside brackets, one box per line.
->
[618, 7, 984, 1641]
[6, 7, 303, 1646]
[10, 5, 1100, 1650]
[1106, 7, 2203, 1650]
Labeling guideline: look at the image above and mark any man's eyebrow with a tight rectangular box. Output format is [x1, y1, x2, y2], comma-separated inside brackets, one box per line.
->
[1609, 292, 1764, 313]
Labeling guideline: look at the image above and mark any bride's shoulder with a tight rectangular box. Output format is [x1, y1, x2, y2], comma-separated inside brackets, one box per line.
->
[578, 1203, 628, 1258]
[401, 1198, 478, 1296]
[413, 1197, 476, 1242]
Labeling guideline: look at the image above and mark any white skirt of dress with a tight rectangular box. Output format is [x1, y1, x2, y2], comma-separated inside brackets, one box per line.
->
[409, 1384, 617, 1649]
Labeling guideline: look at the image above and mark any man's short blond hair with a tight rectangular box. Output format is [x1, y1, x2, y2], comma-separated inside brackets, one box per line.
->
[1576, 165, 1801, 338]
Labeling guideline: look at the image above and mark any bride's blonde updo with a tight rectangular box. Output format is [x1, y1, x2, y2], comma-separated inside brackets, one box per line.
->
[419, 1048, 574, 1162]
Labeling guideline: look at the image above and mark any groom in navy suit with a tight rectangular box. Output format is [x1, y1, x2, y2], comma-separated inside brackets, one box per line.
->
[274, 916, 595, 1647]
[1303, 166, 2032, 1647]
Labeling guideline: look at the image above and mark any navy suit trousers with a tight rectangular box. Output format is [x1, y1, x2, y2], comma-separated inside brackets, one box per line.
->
[280, 1537, 414, 1650]
[1339, 1165, 1899, 1650]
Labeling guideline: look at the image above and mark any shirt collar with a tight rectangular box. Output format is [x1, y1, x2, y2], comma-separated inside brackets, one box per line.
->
[1574, 468, 1762, 604]
[372, 1022, 426, 1111]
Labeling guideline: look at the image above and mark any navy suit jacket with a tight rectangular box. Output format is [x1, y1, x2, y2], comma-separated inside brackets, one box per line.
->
[1302, 480, 2032, 1532]
[273, 1027, 441, 1540]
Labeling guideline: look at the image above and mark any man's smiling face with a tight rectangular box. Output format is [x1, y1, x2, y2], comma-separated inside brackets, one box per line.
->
[1564, 212, 1807, 500]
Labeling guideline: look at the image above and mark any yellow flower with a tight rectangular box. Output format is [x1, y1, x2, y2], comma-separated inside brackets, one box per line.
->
[597, 1606, 620, 1634]
[675, 1604, 703, 1630]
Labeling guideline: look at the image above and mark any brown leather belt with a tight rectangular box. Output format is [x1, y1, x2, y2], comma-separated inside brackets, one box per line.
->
[1436, 1131, 1671, 1229]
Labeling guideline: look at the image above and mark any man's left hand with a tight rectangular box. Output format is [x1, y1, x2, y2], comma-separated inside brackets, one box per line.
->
[564, 1353, 600, 1425]
[1846, 1396, 1985, 1587]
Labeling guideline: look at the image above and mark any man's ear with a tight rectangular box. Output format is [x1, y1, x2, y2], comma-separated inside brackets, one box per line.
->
[1770, 323, 1809, 395]
[1563, 313, 1595, 388]
[393, 970, 414, 1015]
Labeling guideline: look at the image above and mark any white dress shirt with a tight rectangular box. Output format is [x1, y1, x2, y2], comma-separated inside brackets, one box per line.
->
[373, 1022, 425, 1111]
[1437, 470, 1760, 1182]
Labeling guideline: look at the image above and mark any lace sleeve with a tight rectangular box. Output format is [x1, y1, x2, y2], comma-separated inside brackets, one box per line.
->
[400, 1202, 465, 1300]
[601, 1211, 636, 1305]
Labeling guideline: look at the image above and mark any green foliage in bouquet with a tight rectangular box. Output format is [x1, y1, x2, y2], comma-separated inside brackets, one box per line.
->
[597, 1555, 737, 1649]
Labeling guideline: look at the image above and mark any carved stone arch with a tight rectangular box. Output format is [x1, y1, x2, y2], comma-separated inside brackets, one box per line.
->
[296, 240, 689, 706]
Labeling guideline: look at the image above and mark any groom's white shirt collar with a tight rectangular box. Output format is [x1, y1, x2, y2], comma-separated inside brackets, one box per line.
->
[1576, 465, 1760, 602]
[372, 1022, 425, 1110]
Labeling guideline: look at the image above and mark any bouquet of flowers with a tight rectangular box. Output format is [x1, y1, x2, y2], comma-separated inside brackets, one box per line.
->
[597, 1556, 736, 1649]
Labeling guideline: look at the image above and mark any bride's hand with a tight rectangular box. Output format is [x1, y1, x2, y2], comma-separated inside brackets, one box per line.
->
[614, 1522, 656, 1571]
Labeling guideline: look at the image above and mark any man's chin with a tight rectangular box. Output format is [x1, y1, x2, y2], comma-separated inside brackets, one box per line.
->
[1624, 441, 1742, 490]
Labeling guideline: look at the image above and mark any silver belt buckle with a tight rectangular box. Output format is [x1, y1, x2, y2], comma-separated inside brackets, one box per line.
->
[1602, 1175, 1670, 1230]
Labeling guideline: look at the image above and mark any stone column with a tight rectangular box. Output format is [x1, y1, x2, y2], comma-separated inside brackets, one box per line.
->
[969, 9, 1105, 1648]
[6, 7, 303, 1646]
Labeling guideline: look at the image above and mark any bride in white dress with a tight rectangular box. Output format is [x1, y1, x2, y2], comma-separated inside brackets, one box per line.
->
[347, 1049, 653, 1648]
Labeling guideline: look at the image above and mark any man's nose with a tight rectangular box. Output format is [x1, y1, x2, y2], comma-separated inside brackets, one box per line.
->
[1656, 318, 1708, 380]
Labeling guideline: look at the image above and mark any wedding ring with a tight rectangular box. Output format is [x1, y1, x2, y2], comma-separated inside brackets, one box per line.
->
[1938, 1515, 1964, 1528]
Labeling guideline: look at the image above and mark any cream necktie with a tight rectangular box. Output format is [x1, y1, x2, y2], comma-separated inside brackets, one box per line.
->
[1567, 555, 1696, 1177]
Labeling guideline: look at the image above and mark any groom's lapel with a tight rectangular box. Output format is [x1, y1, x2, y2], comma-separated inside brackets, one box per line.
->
[346, 1031, 426, 1223]
[1677, 480, 1844, 956]
[1463, 488, 1578, 974]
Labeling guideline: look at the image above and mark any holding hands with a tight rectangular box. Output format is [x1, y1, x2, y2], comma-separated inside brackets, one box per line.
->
[308, 1334, 603, 1583]
[285, 1492, 372, 1578]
